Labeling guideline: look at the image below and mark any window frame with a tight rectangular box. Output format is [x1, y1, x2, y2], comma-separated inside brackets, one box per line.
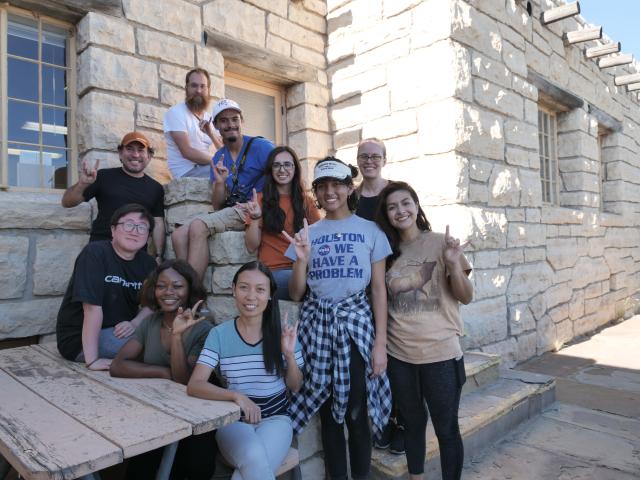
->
[0, 5, 77, 192]
[597, 125, 612, 211]
[538, 106, 559, 205]
[224, 71, 285, 144]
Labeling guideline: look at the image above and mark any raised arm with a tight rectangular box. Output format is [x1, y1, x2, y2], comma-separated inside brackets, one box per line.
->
[211, 155, 228, 210]
[283, 219, 310, 302]
[281, 313, 303, 392]
[444, 225, 473, 305]
[244, 189, 262, 253]
[168, 302, 205, 384]
[61, 159, 99, 207]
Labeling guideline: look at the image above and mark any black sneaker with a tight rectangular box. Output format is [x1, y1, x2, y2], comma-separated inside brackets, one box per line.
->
[373, 422, 392, 449]
[390, 424, 405, 455]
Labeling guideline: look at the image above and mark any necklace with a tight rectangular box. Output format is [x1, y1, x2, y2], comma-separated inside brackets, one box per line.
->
[162, 321, 173, 333]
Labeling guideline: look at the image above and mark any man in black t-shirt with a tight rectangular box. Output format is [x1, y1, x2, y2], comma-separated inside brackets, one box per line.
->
[61, 131, 166, 262]
[56, 204, 157, 370]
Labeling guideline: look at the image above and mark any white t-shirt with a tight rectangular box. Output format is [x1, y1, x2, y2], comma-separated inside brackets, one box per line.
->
[163, 102, 215, 178]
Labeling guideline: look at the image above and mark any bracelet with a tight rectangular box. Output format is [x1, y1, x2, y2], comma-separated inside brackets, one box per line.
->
[86, 358, 99, 369]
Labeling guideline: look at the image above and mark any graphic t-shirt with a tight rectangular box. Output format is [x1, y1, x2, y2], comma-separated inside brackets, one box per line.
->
[82, 167, 165, 242]
[197, 319, 304, 418]
[209, 135, 274, 198]
[134, 312, 213, 366]
[247, 192, 321, 270]
[56, 241, 156, 360]
[164, 102, 215, 178]
[285, 214, 392, 302]
[386, 231, 472, 364]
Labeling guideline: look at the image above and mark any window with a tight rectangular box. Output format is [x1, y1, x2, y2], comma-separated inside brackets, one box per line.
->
[538, 107, 558, 204]
[0, 8, 75, 190]
[598, 125, 611, 210]
[224, 72, 285, 144]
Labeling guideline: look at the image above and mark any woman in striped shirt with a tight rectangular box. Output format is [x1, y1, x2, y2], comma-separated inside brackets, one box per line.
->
[187, 261, 303, 480]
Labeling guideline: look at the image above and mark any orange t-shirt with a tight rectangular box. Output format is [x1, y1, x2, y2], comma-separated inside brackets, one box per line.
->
[249, 193, 321, 270]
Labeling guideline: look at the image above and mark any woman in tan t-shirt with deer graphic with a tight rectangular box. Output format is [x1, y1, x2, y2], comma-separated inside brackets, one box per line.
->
[375, 181, 473, 480]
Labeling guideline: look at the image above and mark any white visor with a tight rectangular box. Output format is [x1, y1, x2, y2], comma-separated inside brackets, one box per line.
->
[313, 160, 352, 184]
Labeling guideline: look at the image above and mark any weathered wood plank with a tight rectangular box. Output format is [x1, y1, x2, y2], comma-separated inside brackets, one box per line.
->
[0, 368, 121, 480]
[0, 347, 190, 458]
[36, 344, 240, 435]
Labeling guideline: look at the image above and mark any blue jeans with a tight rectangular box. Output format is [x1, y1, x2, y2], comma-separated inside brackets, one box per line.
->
[216, 414, 293, 480]
[271, 268, 292, 301]
[75, 327, 130, 361]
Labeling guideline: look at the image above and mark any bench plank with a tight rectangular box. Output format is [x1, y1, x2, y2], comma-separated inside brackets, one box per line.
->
[36, 344, 240, 435]
[0, 346, 190, 458]
[0, 368, 121, 480]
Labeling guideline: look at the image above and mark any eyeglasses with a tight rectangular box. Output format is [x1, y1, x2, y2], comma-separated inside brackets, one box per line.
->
[357, 154, 383, 163]
[117, 222, 149, 234]
[272, 162, 295, 171]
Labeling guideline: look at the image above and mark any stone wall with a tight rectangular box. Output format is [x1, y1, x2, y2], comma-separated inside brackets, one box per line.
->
[327, 0, 640, 366]
[0, 192, 90, 339]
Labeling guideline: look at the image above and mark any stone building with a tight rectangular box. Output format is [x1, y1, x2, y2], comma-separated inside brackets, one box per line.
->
[2, 0, 639, 476]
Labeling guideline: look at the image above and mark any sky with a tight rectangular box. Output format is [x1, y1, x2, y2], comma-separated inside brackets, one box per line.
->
[577, 0, 640, 61]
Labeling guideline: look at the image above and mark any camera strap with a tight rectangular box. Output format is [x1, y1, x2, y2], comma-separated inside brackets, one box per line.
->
[229, 136, 262, 195]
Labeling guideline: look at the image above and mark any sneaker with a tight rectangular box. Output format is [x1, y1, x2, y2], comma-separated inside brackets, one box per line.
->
[389, 424, 405, 455]
[373, 422, 392, 449]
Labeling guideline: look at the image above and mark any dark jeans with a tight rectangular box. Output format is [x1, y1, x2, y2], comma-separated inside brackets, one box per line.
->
[387, 355, 465, 478]
[319, 340, 371, 480]
[126, 430, 217, 480]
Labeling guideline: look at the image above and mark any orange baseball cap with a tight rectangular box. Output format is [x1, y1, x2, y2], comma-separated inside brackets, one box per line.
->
[120, 131, 151, 148]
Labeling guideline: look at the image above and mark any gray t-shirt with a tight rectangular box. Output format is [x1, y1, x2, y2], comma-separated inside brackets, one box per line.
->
[285, 214, 392, 301]
[134, 312, 213, 367]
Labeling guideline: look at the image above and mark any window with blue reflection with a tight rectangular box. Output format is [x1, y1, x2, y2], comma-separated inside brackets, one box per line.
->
[7, 15, 38, 60]
[4, 15, 72, 189]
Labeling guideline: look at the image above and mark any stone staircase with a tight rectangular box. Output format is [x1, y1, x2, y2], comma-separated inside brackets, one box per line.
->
[371, 352, 555, 479]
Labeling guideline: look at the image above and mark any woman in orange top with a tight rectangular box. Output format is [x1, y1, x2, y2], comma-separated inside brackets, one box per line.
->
[244, 146, 320, 300]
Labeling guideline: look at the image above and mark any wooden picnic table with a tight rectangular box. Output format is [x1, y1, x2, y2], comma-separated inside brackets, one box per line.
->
[0, 343, 240, 480]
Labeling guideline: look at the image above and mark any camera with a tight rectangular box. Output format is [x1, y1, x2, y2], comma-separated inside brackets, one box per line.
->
[223, 191, 248, 208]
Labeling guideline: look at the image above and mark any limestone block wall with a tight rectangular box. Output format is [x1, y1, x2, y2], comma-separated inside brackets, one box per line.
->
[326, 0, 640, 366]
[0, 192, 90, 340]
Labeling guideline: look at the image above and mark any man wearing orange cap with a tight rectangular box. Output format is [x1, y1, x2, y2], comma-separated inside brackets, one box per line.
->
[61, 132, 165, 260]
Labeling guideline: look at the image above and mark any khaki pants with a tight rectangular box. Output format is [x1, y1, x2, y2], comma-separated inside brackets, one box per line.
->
[191, 206, 245, 235]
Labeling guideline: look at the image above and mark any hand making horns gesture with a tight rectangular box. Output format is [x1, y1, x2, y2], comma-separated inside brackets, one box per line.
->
[443, 225, 467, 269]
[172, 300, 205, 336]
[213, 154, 229, 184]
[79, 158, 99, 185]
[281, 218, 310, 264]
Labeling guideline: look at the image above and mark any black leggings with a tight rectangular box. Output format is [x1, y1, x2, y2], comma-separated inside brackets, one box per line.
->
[319, 340, 371, 480]
[126, 430, 217, 480]
[387, 355, 465, 478]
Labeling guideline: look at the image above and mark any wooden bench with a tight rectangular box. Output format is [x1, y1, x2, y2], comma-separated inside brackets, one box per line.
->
[213, 446, 301, 479]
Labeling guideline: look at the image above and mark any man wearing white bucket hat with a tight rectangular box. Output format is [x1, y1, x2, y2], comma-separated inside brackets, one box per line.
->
[171, 98, 274, 280]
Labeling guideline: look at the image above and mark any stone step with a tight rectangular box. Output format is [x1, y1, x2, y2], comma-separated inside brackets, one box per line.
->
[371, 369, 555, 479]
[462, 351, 501, 395]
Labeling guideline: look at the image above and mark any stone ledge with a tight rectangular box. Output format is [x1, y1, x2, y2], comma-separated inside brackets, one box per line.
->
[0, 192, 91, 230]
